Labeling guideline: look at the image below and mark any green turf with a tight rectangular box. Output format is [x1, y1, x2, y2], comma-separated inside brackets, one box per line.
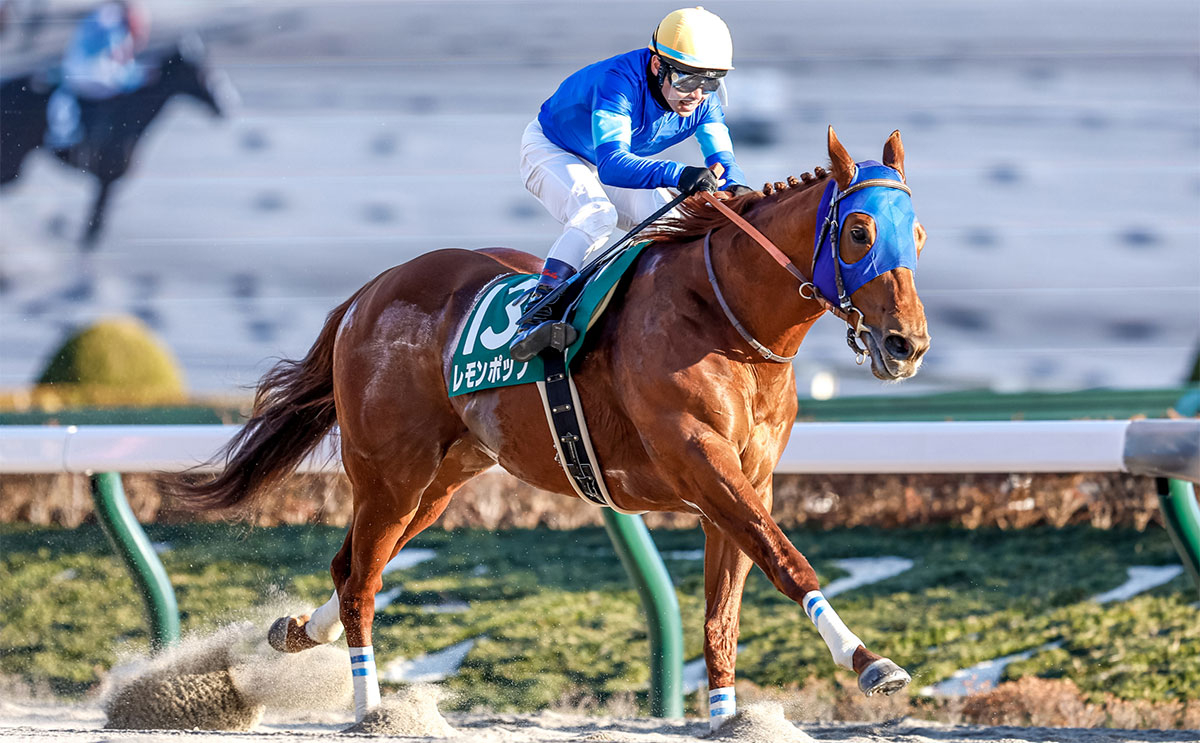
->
[0, 523, 1193, 708]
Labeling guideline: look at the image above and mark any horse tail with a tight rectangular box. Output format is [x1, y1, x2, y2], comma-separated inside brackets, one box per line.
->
[171, 286, 366, 511]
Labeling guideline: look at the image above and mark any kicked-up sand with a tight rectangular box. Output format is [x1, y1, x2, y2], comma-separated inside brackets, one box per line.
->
[0, 617, 1184, 741]
[101, 617, 351, 731]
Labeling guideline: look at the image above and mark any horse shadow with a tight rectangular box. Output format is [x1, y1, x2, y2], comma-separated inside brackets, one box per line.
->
[0, 35, 232, 249]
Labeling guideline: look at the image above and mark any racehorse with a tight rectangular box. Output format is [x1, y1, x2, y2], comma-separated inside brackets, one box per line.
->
[0, 37, 227, 247]
[171, 127, 929, 725]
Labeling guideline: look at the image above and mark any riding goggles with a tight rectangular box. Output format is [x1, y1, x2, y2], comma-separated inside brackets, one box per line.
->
[665, 64, 725, 94]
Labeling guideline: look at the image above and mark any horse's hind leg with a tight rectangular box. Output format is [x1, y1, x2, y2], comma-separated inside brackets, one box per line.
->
[269, 441, 491, 655]
[267, 534, 349, 653]
[700, 520, 754, 731]
[270, 439, 491, 721]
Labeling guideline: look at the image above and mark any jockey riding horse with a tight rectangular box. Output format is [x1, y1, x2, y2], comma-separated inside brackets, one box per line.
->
[510, 7, 752, 361]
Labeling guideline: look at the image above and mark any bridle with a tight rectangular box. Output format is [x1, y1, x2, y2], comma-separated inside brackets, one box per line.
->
[699, 172, 913, 365]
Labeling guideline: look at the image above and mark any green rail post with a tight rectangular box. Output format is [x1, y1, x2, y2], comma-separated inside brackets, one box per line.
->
[1156, 478, 1200, 598]
[1157, 389, 1200, 598]
[91, 472, 180, 650]
[603, 511, 684, 718]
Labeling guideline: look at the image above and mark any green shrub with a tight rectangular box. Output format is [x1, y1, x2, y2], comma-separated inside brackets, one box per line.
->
[34, 316, 186, 406]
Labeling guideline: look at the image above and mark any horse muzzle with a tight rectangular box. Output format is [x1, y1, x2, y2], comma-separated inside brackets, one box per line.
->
[863, 327, 929, 381]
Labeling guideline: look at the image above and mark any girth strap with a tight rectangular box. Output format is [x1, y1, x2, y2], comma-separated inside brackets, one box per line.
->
[535, 355, 647, 515]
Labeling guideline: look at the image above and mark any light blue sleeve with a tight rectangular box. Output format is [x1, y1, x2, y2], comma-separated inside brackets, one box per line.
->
[591, 71, 686, 189]
[694, 103, 747, 189]
[696, 122, 734, 160]
[592, 109, 632, 148]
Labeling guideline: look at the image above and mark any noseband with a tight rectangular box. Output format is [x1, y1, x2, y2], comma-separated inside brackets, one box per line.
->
[700, 169, 914, 364]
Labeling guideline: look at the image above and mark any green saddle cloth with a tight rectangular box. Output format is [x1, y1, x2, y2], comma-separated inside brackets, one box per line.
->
[449, 242, 651, 397]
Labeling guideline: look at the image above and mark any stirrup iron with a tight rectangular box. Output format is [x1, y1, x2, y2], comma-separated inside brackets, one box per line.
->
[509, 321, 578, 363]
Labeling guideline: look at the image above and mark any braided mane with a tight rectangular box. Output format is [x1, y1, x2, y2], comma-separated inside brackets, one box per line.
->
[644, 167, 832, 243]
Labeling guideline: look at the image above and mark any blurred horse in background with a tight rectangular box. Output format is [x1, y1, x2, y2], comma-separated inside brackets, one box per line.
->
[171, 127, 929, 725]
[0, 36, 230, 247]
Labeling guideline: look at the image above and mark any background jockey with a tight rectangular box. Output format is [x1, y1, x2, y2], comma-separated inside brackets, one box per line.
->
[45, 0, 150, 149]
[509, 6, 752, 362]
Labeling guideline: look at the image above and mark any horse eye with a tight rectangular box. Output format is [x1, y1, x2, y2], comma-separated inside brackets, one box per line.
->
[850, 227, 868, 242]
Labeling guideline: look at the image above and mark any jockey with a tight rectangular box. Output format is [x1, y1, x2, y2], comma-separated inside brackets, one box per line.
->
[509, 6, 752, 362]
[45, 0, 150, 149]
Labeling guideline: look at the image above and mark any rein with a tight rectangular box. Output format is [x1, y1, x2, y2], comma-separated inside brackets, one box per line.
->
[702, 231, 798, 363]
[697, 174, 912, 365]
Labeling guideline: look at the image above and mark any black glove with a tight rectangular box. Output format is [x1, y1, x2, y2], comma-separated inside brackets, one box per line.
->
[677, 166, 721, 195]
[726, 184, 754, 197]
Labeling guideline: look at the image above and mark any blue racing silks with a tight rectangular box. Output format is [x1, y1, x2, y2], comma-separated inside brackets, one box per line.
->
[812, 161, 918, 303]
[538, 48, 747, 190]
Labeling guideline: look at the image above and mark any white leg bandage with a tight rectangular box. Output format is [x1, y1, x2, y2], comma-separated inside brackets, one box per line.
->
[803, 590, 863, 670]
[708, 686, 736, 731]
[349, 645, 381, 721]
[306, 590, 345, 644]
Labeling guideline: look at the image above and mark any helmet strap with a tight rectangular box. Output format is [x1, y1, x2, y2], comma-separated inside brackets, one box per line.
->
[647, 56, 673, 111]
[654, 56, 670, 88]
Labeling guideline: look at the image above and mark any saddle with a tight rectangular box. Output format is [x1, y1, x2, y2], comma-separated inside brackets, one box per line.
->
[449, 242, 651, 398]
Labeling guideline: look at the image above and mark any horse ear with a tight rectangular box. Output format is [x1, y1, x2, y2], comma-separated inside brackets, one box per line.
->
[883, 129, 905, 181]
[827, 126, 854, 189]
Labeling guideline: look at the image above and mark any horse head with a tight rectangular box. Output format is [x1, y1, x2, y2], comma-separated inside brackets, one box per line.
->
[822, 126, 929, 381]
[158, 34, 236, 118]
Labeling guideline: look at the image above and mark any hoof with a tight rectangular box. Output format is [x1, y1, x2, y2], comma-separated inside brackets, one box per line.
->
[267, 614, 321, 654]
[858, 658, 911, 696]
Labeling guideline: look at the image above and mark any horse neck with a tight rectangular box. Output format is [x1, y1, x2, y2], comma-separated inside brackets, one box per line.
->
[706, 184, 829, 362]
[126, 73, 176, 132]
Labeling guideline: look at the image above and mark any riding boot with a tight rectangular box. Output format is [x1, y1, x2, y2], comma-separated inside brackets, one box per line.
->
[509, 259, 579, 362]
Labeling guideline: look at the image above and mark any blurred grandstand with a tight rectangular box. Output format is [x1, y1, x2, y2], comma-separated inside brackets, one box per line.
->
[1, 0, 1196, 399]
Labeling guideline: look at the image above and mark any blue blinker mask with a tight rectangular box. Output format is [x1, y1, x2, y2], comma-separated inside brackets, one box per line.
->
[812, 161, 918, 306]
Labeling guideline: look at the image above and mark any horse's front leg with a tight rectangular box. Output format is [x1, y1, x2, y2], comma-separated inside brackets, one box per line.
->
[82, 179, 112, 249]
[700, 519, 754, 731]
[666, 430, 911, 699]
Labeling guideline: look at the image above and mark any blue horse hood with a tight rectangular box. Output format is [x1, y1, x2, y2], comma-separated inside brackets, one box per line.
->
[812, 161, 918, 303]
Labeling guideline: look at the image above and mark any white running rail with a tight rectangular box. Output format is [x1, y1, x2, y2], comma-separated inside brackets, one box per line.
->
[0, 420, 1195, 482]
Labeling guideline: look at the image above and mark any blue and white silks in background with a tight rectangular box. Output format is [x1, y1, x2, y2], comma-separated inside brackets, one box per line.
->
[46, 2, 148, 149]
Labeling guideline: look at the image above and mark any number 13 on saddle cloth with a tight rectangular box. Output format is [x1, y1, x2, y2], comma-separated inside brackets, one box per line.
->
[449, 241, 653, 396]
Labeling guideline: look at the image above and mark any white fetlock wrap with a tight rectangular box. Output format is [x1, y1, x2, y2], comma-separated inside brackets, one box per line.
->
[803, 590, 862, 670]
[306, 590, 345, 643]
[349, 645, 381, 721]
[708, 686, 736, 731]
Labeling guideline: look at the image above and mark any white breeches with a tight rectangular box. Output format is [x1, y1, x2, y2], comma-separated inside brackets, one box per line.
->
[519, 118, 676, 272]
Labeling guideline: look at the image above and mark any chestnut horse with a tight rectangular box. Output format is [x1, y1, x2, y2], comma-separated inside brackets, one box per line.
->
[173, 127, 929, 727]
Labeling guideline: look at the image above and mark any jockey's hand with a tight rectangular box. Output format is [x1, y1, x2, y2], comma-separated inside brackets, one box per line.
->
[677, 166, 724, 195]
[710, 184, 753, 201]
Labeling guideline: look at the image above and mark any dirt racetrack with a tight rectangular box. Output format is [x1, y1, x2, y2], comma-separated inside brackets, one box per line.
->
[2, 698, 1196, 743]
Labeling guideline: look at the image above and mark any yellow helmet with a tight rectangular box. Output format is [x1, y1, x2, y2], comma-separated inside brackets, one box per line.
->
[649, 7, 733, 71]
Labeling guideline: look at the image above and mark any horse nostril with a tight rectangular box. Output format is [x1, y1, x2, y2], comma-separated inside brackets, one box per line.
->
[884, 334, 912, 360]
